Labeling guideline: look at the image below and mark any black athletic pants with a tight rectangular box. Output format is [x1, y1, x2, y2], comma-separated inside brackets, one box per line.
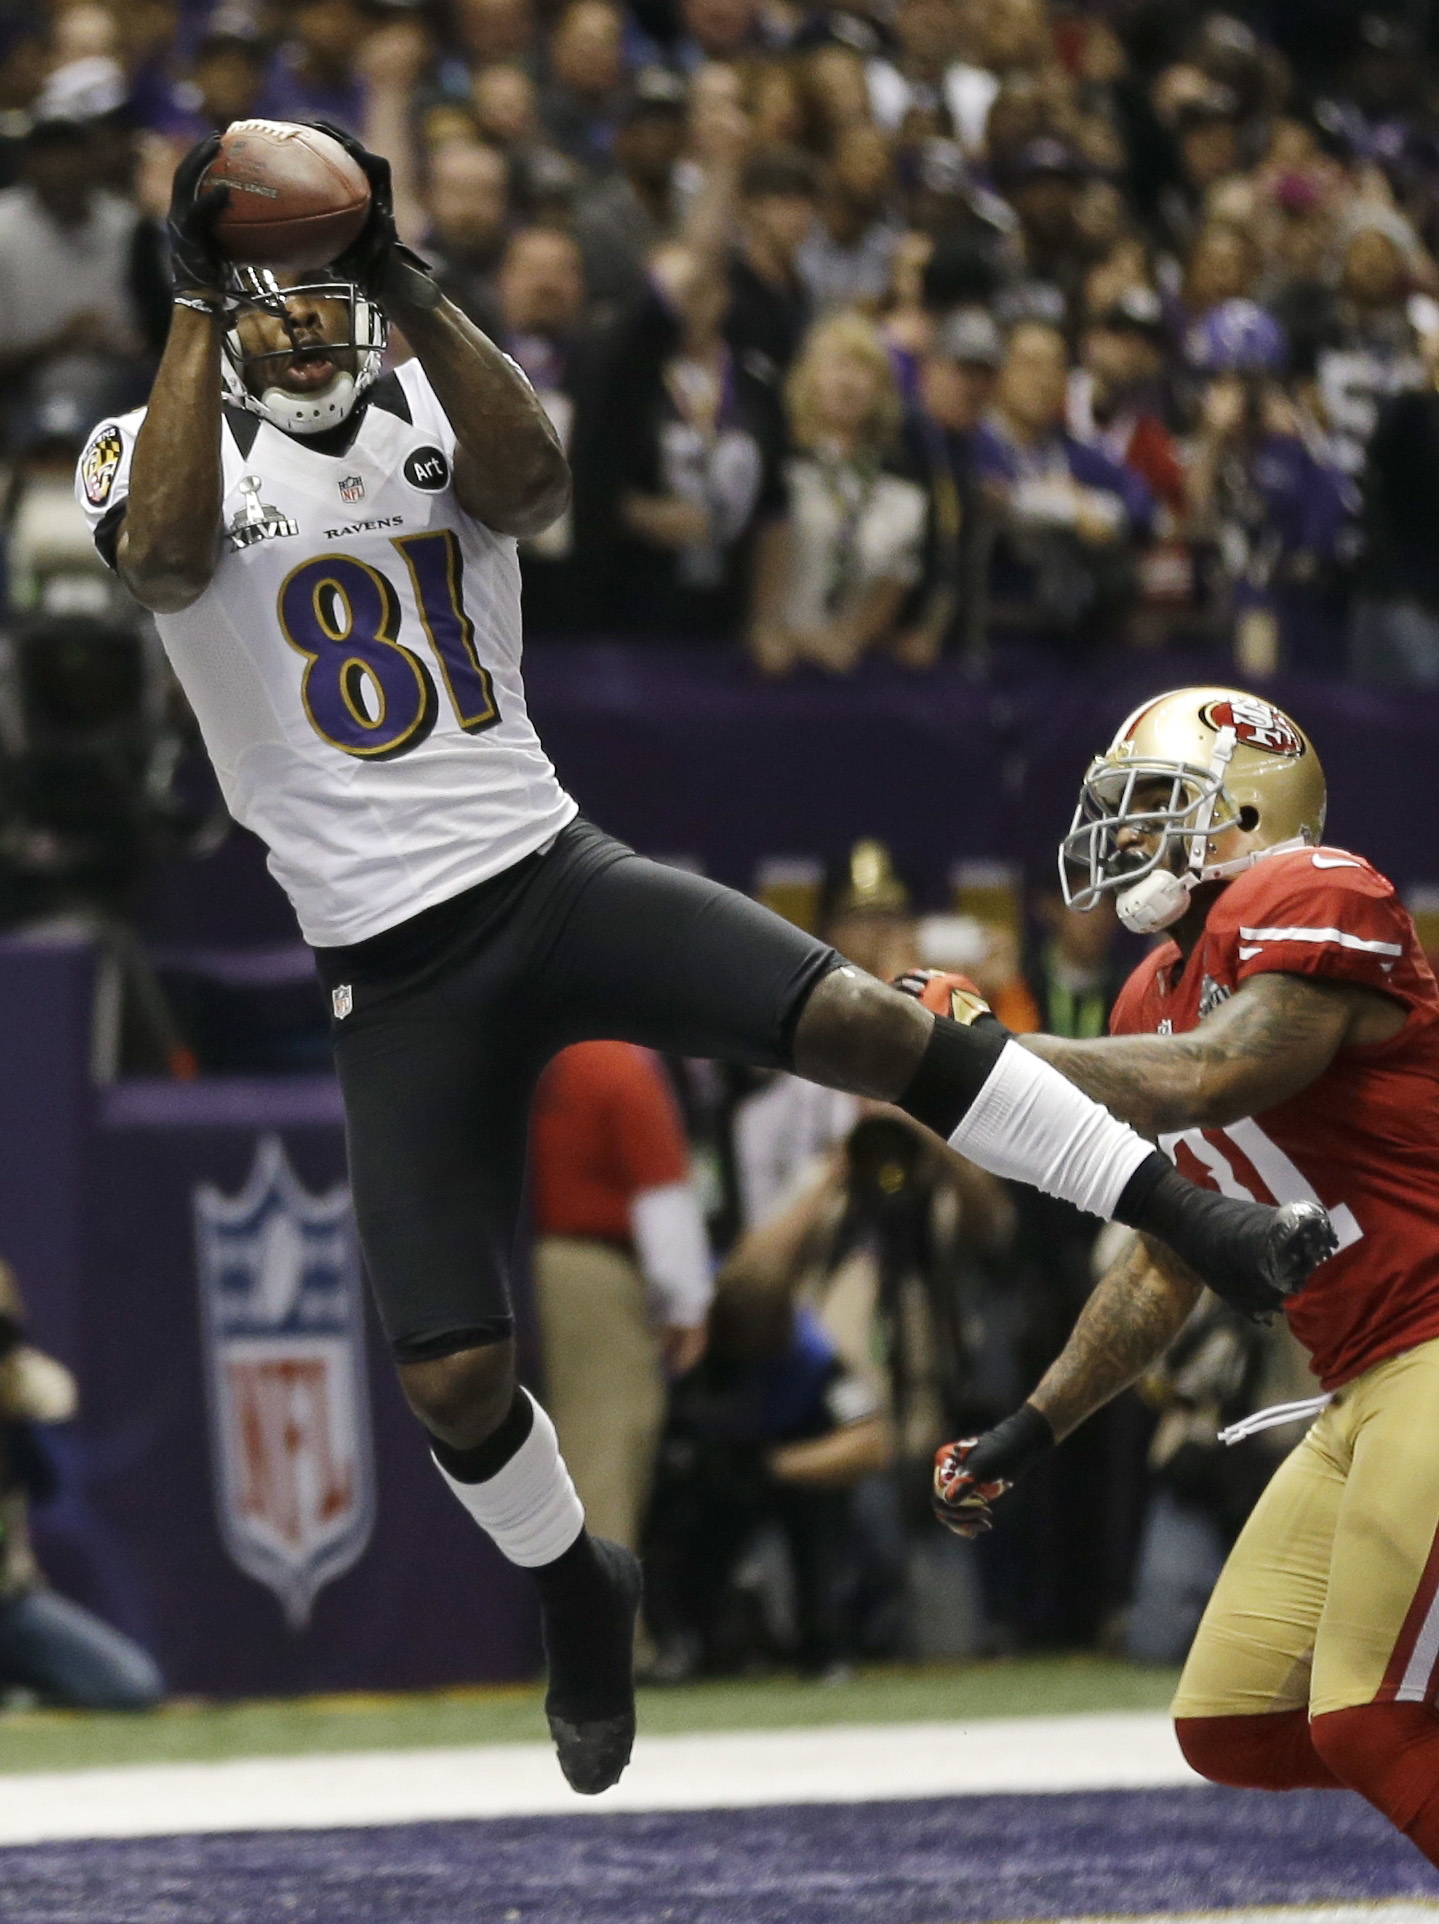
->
[313, 818, 838, 1361]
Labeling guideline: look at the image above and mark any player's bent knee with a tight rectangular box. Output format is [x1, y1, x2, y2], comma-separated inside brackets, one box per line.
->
[791, 966, 931, 1100]
[1175, 1710, 1342, 1791]
[399, 1338, 517, 1449]
[1311, 1702, 1439, 1817]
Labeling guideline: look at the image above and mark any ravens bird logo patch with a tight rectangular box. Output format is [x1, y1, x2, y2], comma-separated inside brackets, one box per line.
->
[80, 423, 123, 507]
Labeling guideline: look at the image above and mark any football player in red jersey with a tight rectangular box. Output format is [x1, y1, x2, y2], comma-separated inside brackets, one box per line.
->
[924, 686, 1439, 1869]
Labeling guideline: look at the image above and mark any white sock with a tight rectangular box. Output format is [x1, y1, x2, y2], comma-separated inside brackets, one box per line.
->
[948, 1039, 1154, 1220]
[432, 1389, 585, 1568]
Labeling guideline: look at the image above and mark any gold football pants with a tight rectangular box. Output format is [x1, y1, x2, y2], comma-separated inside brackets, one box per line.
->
[1174, 1333, 1439, 1720]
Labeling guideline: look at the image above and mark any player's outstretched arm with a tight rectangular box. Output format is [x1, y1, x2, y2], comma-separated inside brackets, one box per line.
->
[119, 305, 225, 612]
[932, 1231, 1202, 1536]
[321, 126, 569, 538]
[393, 293, 570, 538]
[1030, 1231, 1202, 1441]
[119, 140, 229, 613]
[1018, 972, 1383, 1140]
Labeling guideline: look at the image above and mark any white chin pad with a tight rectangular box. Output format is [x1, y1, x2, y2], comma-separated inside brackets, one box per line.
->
[259, 370, 359, 436]
[1116, 868, 1191, 935]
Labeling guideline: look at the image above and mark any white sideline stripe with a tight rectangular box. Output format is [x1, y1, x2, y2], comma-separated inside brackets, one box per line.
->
[1237, 925, 1402, 957]
[0, 1711, 1196, 1845]
[1052, 1910, 1439, 1924]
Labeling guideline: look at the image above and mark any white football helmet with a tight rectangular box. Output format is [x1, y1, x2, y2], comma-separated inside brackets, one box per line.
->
[1059, 686, 1327, 935]
[220, 265, 386, 436]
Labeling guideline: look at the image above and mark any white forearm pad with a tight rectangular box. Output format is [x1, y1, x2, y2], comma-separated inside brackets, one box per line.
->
[432, 1390, 584, 1568]
[948, 1039, 1154, 1220]
[630, 1179, 714, 1327]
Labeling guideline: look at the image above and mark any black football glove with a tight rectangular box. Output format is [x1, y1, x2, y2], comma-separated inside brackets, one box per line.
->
[932, 1403, 1054, 1538]
[311, 122, 439, 312]
[167, 132, 230, 298]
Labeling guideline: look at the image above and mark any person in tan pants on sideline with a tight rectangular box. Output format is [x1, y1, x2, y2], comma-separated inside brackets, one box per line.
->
[528, 1041, 712, 1550]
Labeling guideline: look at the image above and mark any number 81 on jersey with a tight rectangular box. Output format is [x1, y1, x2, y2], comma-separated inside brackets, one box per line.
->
[278, 530, 499, 760]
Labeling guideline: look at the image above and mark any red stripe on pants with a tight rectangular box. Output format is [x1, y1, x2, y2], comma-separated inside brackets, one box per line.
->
[1379, 1511, 1439, 1702]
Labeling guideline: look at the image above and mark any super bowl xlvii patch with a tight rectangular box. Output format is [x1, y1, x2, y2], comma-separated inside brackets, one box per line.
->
[195, 1136, 375, 1629]
[80, 422, 123, 507]
[226, 475, 300, 552]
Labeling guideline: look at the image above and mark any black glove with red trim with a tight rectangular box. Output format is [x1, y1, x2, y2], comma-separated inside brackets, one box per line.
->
[932, 1404, 1055, 1537]
[892, 968, 1001, 1030]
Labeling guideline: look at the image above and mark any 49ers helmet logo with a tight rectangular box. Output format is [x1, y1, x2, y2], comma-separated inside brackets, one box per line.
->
[1200, 696, 1303, 757]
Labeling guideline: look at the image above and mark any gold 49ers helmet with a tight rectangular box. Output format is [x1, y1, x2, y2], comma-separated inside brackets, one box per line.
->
[1059, 687, 1327, 934]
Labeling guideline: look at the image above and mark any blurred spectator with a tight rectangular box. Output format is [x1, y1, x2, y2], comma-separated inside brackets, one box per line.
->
[732, 839, 911, 1234]
[1182, 221, 1259, 337]
[902, 305, 1003, 663]
[1302, 208, 1428, 477]
[0, 1259, 164, 1708]
[255, 0, 369, 133]
[972, 319, 1154, 650]
[726, 145, 820, 388]
[498, 225, 597, 634]
[140, 16, 268, 144]
[996, 136, 1093, 328]
[454, 0, 536, 70]
[796, 124, 900, 316]
[539, 0, 627, 173]
[674, 0, 764, 71]
[1352, 325, 1439, 687]
[421, 139, 513, 335]
[0, 117, 163, 446]
[1185, 299, 1353, 673]
[1069, 287, 1185, 519]
[1027, 888, 1124, 1041]
[574, 66, 689, 322]
[1125, 1289, 1281, 1666]
[574, 242, 786, 640]
[750, 312, 927, 675]
[662, 1107, 1012, 1672]
[530, 1041, 712, 1553]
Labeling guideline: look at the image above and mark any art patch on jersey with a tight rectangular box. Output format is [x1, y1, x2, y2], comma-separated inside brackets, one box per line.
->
[80, 422, 123, 507]
[1201, 695, 1304, 757]
[403, 445, 450, 492]
[1198, 974, 1232, 1019]
[227, 474, 300, 553]
[338, 473, 365, 505]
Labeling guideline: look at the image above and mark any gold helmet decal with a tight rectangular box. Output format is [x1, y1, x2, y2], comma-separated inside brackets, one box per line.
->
[1060, 686, 1326, 934]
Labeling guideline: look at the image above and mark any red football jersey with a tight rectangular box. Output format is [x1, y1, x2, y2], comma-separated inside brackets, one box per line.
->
[1109, 845, 1439, 1389]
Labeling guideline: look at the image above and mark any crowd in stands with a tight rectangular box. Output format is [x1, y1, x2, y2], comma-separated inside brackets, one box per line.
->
[3, 0, 1439, 678]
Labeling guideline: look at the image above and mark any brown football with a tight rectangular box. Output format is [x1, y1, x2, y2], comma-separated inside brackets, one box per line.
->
[205, 120, 371, 269]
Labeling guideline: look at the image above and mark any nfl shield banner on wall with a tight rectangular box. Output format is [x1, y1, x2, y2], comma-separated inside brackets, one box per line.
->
[195, 1136, 376, 1629]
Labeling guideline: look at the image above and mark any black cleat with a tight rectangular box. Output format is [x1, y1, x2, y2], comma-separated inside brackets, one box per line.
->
[1123, 1160, 1338, 1321]
[542, 1536, 641, 1795]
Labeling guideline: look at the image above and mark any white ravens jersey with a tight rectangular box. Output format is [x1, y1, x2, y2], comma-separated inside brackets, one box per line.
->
[75, 359, 576, 946]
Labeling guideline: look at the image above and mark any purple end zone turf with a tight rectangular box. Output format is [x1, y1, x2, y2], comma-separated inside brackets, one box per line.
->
[1, 1786, 1436, 1924]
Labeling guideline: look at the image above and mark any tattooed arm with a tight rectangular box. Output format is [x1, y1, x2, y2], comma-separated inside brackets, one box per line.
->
[1019, 971, 1403, 1140]
[1030, 1231, 1203, 1441]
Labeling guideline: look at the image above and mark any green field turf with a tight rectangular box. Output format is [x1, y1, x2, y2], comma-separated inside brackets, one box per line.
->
[0, 1656, 1179, 1776]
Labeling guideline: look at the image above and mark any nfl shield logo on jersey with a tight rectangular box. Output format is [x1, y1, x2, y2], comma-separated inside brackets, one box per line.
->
[339, 473, 365, 504]
[195, 1136, 375, 1629]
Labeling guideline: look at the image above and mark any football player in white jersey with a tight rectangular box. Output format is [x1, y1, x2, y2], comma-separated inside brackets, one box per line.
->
[78, 127, 1335, 1794]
